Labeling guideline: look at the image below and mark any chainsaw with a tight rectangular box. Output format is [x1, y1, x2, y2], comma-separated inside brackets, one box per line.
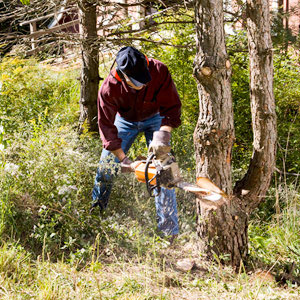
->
[131, 152, 226, 203]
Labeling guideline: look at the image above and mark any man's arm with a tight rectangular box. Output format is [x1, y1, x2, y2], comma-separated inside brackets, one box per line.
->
[98, 84, 123, 151]
[112, 148, 126, 162]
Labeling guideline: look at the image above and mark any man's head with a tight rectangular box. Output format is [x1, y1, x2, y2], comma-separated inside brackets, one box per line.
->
[116, 46, 151, 89]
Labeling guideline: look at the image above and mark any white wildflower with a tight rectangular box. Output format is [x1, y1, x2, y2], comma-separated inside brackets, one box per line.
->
[4, 162, 19, 175]
[58, 184, 77, 195]
[0, 125, 4, 134]
[0, 144, 5, 152]
[38, 205, 47, 213]
[65, 149, 81, 156]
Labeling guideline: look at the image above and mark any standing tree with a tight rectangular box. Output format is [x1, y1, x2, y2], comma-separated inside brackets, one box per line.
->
[193, 0, 277, 268]
[78, 0, 100, 132]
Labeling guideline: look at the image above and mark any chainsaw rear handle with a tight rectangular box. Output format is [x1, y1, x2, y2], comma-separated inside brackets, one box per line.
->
[145, 153, 161, 197]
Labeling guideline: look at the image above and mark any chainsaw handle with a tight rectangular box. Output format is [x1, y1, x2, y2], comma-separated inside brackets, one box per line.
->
[120, 160, 143, 173]
[145, 153, 161, 197]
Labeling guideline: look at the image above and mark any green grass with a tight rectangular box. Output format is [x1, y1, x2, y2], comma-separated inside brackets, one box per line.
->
[0, 236, 299, 299]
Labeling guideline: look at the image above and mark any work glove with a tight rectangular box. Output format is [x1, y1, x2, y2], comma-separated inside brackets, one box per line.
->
[120, 156, 134, 173]
[148, 130, 171, 159]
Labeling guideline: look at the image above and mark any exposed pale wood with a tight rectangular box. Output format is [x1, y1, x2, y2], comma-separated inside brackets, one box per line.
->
[200, 67, 212, 76]
[29, 21, 37, 50]
[226, 60, 231, 69]
[27, 20, 79, 39]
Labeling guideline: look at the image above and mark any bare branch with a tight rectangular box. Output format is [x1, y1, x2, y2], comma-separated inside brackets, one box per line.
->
[106, 36, 193, 48]
[0, 0, 192, 56]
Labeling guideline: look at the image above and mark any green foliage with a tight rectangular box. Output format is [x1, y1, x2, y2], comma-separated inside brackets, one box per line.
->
[0, 57, 79, 137]
[249, 184, 300, 279]
[274, 51, 300, 173]
[227, 31, 252, 170]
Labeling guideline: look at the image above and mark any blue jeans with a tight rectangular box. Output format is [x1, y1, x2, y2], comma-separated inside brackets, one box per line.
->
[92, 113, 179, 236]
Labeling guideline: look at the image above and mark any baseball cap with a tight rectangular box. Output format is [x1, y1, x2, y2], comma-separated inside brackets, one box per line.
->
[116, 46, 151, 87]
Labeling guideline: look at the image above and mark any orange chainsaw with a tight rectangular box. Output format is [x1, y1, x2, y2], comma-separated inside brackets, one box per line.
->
[131, 152, 226, 203]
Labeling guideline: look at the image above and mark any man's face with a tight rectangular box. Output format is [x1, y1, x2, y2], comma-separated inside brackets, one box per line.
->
[121, 71, 145, 90]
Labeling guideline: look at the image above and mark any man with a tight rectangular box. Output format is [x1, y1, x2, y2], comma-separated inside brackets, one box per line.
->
[92, 46, 181, 237]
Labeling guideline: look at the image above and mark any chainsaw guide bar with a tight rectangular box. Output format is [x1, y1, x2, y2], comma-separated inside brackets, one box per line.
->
[176, 181, 223, 202]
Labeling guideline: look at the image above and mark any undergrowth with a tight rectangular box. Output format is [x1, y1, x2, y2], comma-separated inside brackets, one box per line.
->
[0, 50, 300, 299]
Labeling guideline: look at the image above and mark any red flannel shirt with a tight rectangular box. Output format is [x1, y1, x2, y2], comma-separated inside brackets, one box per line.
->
[98, 58, 181, 151]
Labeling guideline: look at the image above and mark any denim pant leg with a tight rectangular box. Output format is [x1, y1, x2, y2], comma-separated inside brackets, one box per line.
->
[92, 150, 116, 210]
[144, 115, 179, 236]
[92, 115, 139, 210]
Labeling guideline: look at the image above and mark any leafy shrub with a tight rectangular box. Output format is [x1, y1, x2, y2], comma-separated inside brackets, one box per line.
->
[1, 124, 97, 254]
[0, 57, 79, 137]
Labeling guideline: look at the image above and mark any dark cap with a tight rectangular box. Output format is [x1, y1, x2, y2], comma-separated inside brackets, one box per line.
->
[116, 46, 151, 87]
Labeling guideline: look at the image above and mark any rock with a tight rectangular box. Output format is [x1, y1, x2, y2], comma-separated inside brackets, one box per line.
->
[176, 258, 195, 272]
[252, 270, 275, 283]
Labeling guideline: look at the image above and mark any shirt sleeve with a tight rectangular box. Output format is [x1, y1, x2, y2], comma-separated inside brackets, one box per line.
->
[156, 65, 181, 128]
[97, 85, 122, 151]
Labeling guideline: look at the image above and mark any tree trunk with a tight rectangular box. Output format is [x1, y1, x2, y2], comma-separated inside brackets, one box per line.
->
[193, 0, 276, 268]
[193, 0, 234, 194]
[278, 0, 284, 22]
[78, 0, 100, 132]
[196, 197, 248, 267]
[234, 0, 277, 213]
[193, 0, 247, 267]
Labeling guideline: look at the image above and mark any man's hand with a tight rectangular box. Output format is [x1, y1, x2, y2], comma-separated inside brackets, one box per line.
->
[148, 130, 171, 158]
[120, 156, 135, 173]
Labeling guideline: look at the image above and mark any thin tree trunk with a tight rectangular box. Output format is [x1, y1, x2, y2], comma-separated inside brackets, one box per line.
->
[234, 0, 277, 213]
[78, 0, 100, 132]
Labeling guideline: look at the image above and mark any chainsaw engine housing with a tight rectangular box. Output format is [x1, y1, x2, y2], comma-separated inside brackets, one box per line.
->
[134, 153, 182, 196]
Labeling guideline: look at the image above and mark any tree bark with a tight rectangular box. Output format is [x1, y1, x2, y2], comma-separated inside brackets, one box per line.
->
[234, 0, 277, 213]
[193, 0, 276, 268]
[78, 0, 100, 132]
[196, 197, 248, 267]
[193, 0, 247, 267]
[193, 0, 234, 193]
